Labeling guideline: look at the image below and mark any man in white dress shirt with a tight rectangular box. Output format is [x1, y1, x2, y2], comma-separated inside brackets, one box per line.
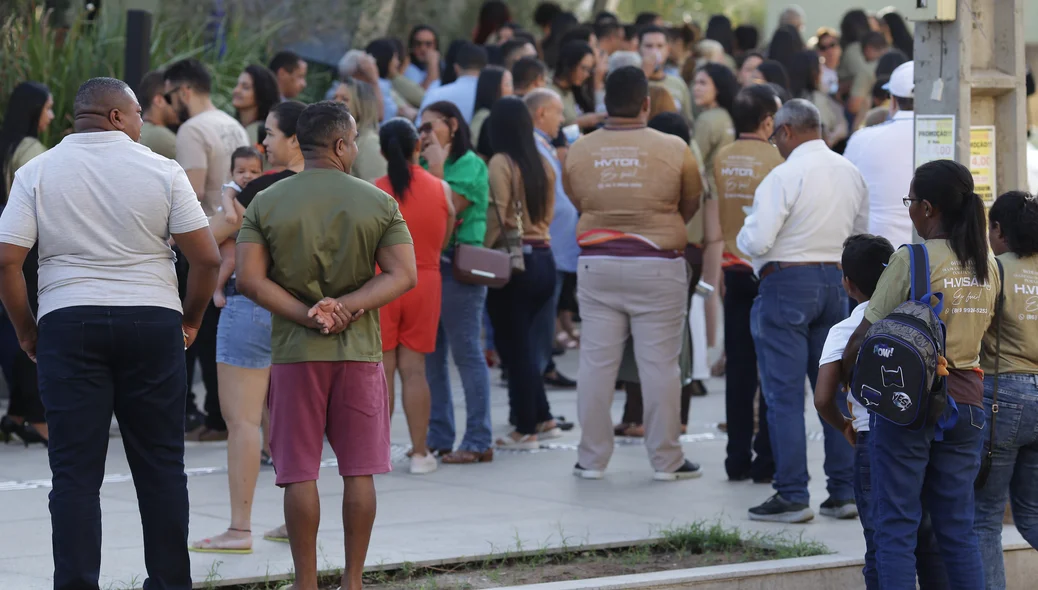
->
[737, 98, 868, 524]
[843, 61, 915, 248]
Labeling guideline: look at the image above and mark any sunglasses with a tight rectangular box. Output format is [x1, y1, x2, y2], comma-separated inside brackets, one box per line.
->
[163, 85, 184, 105]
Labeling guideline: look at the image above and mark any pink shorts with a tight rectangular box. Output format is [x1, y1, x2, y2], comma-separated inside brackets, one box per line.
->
[268, 361, 391, 485]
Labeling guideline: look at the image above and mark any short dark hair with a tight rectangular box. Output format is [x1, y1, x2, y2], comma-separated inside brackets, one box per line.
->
[623, 24, 637, 41]
[455, 42, 489, 71]
[512, 56, 548, 92]
[560, 25, 594, 47]
[895, 96, 914, 111]
[842, 234, 895, 298]
[269, 50, 304, 74]
[534, 2, 562, 27]
[732, 84, 780, 135]
[604, 66, 648, 118]
[408, 24, 439, 50]
[500, 38, 533, 65]
[136, 70, 166, 110]
[230, 146, 263, 171]
[296, 101, 354, 155]
[638, 24, 670, 45]
[366, 38, 397, 79]
[648, 112, 691, 144]
[74, 77, 132, 117]
[164, 58, 212, 94]
[593, 20, 621, 41]
[862, 31, 889, 51]
[634, 12, 660, 27]
[733, 24, 759, 52]
[594, 10, 618, 25]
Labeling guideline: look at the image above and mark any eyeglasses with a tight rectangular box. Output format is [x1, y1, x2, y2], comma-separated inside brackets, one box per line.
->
[418, 118, 444, 135]
[903, 196, 921, 207]
[163, 85, 184, 105]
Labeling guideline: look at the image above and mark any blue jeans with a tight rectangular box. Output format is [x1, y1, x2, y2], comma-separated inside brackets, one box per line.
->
[38, 306, 191, 590]
[426, 255, 493, 452]
[871, 403, 986, 590]
[974, 374, 1038, 589]
[855, 431, 950, 589]
[750, 265, 853, 504]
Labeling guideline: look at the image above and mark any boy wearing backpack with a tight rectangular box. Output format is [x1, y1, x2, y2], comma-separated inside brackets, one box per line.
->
[815, 235, 948, 589]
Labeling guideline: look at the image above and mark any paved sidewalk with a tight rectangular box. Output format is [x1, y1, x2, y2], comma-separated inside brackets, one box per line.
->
[0, 351, 1024, 589]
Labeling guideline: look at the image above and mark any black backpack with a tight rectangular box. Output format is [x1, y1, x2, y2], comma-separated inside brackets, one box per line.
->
[851, 244, 948, 430]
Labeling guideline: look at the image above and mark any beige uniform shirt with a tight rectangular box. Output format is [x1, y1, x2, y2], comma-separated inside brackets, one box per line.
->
[712, 137, 785, 261]
[981, 252, 1038, 375]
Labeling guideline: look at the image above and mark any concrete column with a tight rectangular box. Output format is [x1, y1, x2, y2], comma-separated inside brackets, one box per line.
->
[913, 0, 1026, 197]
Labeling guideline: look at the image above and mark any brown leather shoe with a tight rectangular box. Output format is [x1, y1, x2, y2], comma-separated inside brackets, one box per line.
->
[441, 449, 494, 464]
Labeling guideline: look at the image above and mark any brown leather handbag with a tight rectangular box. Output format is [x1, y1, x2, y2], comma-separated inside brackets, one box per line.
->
[447, 174, 513, 289]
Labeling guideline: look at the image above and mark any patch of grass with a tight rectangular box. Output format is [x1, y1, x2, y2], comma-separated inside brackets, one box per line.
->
[221, 520, 830, 590]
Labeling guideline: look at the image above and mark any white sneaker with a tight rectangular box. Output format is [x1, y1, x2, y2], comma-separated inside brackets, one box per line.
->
[409, 452, 438, 475]
[572, 463, 605, 479]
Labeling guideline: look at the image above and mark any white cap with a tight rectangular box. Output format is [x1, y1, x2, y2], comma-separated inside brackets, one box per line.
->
[882, 61, 914, 98]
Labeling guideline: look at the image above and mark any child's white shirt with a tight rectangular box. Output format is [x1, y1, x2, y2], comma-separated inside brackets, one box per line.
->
[819, 301, 871, 432]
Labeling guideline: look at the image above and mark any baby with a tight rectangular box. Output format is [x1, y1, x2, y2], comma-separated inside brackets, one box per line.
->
[214, 146, 263, 308]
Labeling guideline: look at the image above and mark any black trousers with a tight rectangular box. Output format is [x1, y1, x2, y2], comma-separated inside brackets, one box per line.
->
[184, 302, 223, 430]
[488, 248, 557, 435]
[723, 267, 774, 480]
[38, 306, 191, 590]
[175, 248, 224, 430]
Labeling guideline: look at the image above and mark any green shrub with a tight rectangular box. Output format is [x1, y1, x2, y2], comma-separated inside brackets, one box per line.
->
[0, 0, 286, 145]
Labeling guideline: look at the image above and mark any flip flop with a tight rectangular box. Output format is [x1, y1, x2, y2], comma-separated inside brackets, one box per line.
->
[188, 537, 253, 554]
[263, 525, 289, 543]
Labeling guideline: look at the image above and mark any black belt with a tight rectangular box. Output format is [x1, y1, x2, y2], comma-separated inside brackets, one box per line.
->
[758, 261, 842, 280]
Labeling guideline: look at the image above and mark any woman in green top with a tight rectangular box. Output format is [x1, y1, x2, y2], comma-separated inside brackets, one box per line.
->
[418, 100, 495, 464]
[231, 65, 280, 152]
[0, 81, 53, 446]
[349, 79, 388, 182]
[973, 191, 1038, 588]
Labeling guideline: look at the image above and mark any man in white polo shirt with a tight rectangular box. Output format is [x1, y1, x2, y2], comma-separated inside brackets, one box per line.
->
[0, 77, 221, 589]
[844, 61, 916, 248]
[737, 98, 868, 524]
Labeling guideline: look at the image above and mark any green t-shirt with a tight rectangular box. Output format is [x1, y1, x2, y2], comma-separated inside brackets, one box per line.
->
[433, 150, 488, 247]
[139, 122, 177, 160]
[238, 168, 413, 364]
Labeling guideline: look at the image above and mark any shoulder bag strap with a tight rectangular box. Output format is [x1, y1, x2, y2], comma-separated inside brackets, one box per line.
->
[987, 259, 1005, 454]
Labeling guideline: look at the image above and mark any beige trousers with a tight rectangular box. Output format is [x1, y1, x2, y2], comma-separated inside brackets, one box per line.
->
[576, 256, 688, 473]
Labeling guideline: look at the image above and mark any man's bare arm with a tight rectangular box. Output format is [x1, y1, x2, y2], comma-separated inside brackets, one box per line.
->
[337, 243, 417, 313]
[0, 243, 36, 358]
[184, 168, 208, 202]
[171, 227, 221, 330]
[236, 242, 320, 329]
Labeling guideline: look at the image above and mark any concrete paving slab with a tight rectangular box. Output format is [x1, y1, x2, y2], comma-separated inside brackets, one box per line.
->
[0, 350, 1026, 589]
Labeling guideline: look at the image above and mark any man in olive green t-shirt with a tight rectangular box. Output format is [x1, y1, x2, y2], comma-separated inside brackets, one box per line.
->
[236, 101, 416, 590]
[135, 71, 179, 160]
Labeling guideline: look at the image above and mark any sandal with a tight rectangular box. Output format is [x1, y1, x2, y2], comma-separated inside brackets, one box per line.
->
[189, 529, 253, 554]
[441, 449, 494, 464]
[495, 433, 539, 450]
[536, 421, 563, 440]
[555, 332, 579, 349]
[263, 524, 289, 543]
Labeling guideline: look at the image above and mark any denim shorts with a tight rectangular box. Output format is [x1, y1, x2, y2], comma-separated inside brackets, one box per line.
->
[216, 294, 272, 369]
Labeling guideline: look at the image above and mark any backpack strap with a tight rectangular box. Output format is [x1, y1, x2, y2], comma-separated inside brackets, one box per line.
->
[907, 243, 943, 315]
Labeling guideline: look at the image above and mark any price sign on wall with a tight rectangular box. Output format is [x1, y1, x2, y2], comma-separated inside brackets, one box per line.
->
[969, 126, 997, 207]
[914, 114, 956, 167]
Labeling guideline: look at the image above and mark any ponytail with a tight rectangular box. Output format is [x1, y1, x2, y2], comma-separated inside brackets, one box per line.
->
[912, 159, 990, 284]
[990, 191, 1038, 257]
[378, 117, 419, 201]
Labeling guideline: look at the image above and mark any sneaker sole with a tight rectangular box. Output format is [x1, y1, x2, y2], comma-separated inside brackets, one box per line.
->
[748, 508, 815, 523]
[820, 505, 859, 519]
[572, 467, 605, 479]
[653, 469, 703, 481]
